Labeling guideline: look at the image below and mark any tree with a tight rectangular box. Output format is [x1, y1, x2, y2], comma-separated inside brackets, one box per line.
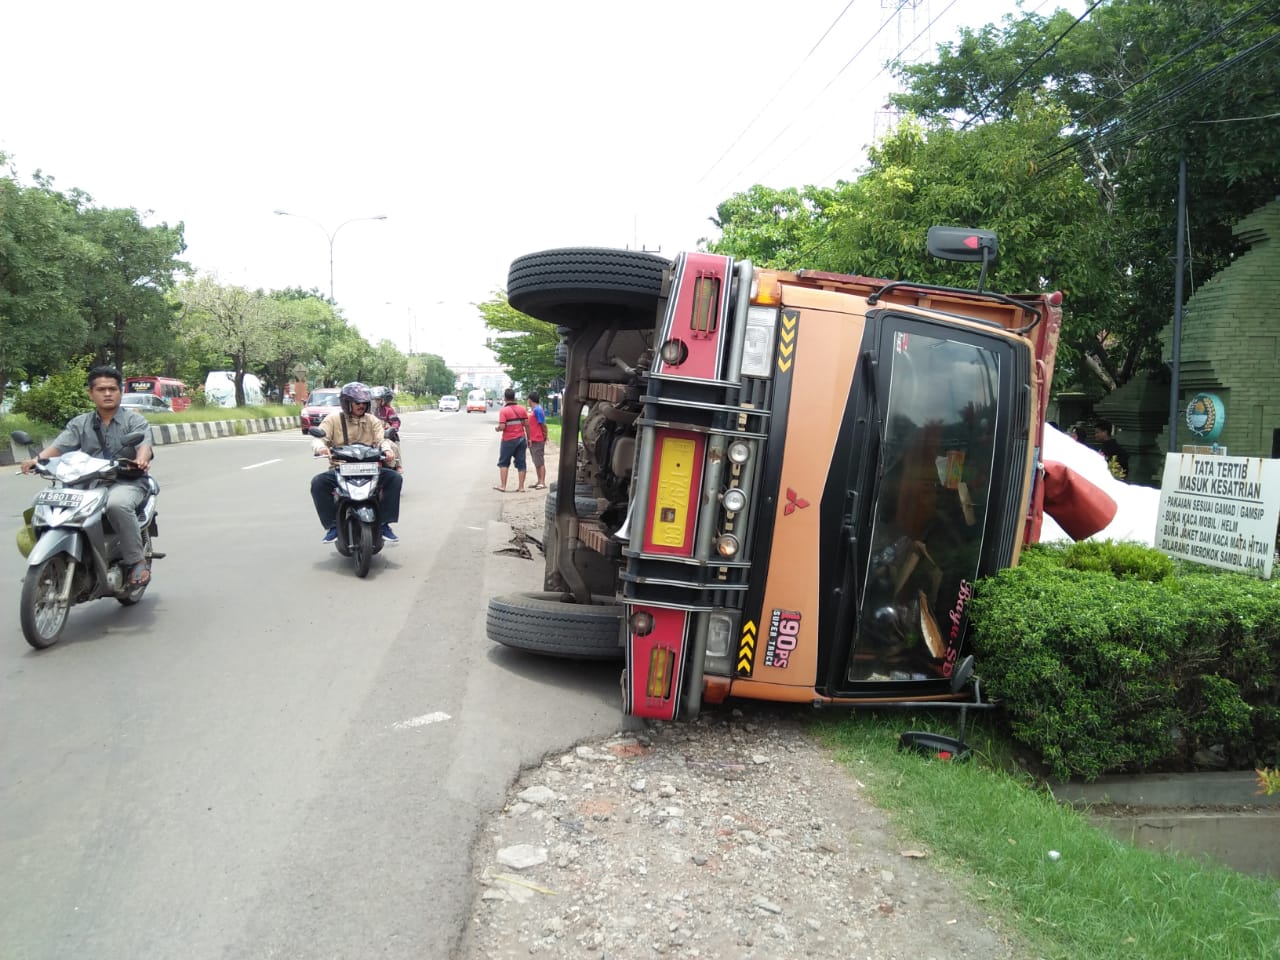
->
[888, 0, 1280, 389]
[76, 205, 188, 370]
[177, 276, 275, 406]
[477, 294, 558, 394]
[0, 164, 92, 399]
[263, 292, 339, 396]
[365, 339, 409, 390]
[703, 185, 831, 267]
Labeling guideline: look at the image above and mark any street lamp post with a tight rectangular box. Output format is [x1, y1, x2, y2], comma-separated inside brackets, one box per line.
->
[273, 210, 387, 302]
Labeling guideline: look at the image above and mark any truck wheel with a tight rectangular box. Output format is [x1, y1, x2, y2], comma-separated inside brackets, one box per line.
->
[544, 489, 601, 525]
[507, 248, 670, 330]
[487, 591, 623, 661]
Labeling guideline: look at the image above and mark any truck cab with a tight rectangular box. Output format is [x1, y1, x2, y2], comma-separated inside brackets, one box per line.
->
[488, 231, 1062, 721]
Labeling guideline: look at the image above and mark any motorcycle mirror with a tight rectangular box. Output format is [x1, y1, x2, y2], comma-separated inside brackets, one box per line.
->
[308, 427, 326, 438]
[11, 430, 34, 446]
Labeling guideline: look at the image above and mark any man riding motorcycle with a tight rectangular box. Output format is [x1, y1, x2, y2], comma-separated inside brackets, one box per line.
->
[310, 382, 403, 542]
[19, 365, 155, 586]
[371, 386, 403, 473]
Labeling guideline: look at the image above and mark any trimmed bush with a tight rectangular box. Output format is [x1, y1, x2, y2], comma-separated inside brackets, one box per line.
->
[970, 542, 1280, 780]
[12, 360, 94, 426]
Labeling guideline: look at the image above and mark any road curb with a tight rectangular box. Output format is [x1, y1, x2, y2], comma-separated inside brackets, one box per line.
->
[3, 415, 300, 465]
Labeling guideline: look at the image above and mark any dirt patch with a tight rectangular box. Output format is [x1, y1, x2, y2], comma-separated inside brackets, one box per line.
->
[458, 707, 1030, 960]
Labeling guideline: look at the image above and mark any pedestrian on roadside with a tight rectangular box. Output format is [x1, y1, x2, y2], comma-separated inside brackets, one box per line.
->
[1094, 419, 1129, 481]
[526, 391, 548, 490]
[494, 387, 530, 492]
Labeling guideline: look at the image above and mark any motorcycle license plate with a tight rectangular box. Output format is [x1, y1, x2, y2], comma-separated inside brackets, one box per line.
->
[339, 462, 380, 477]
[36, 490, 84, 507]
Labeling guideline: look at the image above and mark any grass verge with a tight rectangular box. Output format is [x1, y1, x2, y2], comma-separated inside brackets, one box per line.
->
[812, 712, 1280, 960]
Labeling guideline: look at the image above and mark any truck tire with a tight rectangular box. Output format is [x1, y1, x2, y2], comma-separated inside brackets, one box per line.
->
[487, 591, 624, 660]
[544, 489, 601, 525]
[507, 248, 670, 330]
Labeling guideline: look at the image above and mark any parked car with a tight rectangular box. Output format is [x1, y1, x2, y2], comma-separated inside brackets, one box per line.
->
[124, 376, 190, 411]
[120, 393, 172, 414]
[438, 395, 460, 412]
[299, 388, 341, 433]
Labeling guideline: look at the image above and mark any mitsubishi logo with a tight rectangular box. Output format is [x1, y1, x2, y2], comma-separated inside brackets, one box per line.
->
[783, 487, 810, 516]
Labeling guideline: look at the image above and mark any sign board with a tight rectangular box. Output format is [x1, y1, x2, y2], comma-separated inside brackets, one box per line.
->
[1185, 392, 1226, 441]
[1156, 454, 1280, 578]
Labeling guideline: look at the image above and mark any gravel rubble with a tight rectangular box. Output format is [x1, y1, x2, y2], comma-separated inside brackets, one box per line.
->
[457, 711, 1025, 960]
[456, 480, 1029, 959]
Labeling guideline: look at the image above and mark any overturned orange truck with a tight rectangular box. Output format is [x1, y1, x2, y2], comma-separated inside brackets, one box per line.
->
[487, 229, 1065, 720]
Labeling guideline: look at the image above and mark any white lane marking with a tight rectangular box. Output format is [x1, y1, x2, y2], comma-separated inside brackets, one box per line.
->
[392, 711, 452, 730]
[242, 458, 282, 470]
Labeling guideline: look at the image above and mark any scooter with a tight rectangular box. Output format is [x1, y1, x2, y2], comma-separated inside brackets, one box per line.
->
[11, 430, 161, 649]
[309, 427, 386, 577]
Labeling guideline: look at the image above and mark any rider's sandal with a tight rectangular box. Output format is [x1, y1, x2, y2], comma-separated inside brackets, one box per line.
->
[129, 561, 152, 586]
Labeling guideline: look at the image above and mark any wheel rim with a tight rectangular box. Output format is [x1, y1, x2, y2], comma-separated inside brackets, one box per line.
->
[32, 559, 70, 640]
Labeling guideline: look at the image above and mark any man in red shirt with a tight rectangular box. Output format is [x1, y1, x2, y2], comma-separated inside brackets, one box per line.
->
[494, 388, 530, 492]
[526, 391, 548, 490]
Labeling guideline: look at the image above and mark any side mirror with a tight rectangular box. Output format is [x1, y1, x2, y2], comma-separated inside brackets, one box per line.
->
[927, 226, 998, 263]
[11, 430, 34, 446]
[308, 427, 326, 438]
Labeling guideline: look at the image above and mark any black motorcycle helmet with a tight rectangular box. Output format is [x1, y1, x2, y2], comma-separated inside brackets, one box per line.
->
[339, 381, 372, 415]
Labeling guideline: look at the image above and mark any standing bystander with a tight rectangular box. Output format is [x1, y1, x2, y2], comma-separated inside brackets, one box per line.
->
[494, 388, 530, 492]
[526, 391, 548, 490]
[1094, 419, 1129, 481]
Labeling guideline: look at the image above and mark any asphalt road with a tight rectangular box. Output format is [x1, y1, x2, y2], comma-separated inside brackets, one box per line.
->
[0, 409, 622, 960]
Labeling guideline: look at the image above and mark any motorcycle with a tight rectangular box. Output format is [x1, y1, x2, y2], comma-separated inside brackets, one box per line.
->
[11, 430, 161, 649]
[310, 427, 387, 577]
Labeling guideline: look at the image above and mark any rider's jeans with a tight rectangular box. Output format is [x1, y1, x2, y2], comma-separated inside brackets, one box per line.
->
[310, 468, 403, 528]
[106, 481, 147, 565]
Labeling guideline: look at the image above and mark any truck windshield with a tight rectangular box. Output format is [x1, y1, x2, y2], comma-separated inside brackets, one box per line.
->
[848, 326, 1002, 682]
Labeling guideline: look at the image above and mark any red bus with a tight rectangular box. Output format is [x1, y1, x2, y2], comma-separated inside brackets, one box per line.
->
[124, 376, 190, 411]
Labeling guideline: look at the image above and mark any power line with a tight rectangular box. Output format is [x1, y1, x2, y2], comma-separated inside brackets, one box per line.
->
[750, 0, 960, 190]
[958, 0, 1106, 130]
[1038, 28, 1280, 179]
[703, 1, 915, 198]
[694, 0, 870, 187]
[1063, 1, 1277, 137]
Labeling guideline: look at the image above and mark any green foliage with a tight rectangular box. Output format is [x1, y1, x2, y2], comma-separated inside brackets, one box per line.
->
[887, 0, 1280, 391]
[477, 293, 558, 393]
[969, 542, 1280, 780]
[1056, 539, 1174, 581]
[0, 162, 189, 398]
[11, 358, 94, 425]
[818, 713, 1280, 960]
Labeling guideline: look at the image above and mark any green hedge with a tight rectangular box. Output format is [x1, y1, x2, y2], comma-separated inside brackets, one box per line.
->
[969, 542, 1280, 781]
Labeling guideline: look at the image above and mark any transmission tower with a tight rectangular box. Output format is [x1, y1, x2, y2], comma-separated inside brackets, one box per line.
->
[873, 0, 931, 141]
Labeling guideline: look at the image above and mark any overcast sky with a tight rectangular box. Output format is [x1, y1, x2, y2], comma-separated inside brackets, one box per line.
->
[2, 0, 1070, 366]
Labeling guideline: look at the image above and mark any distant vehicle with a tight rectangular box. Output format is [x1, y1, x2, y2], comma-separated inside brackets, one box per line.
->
[466, 389, 488, 413]
[438, 395, 460, 412]
[300, 388, 341, 434]
[120, 393, 172, 414]
[124, 376, 189, 411]
[204, 371, 264, 407]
